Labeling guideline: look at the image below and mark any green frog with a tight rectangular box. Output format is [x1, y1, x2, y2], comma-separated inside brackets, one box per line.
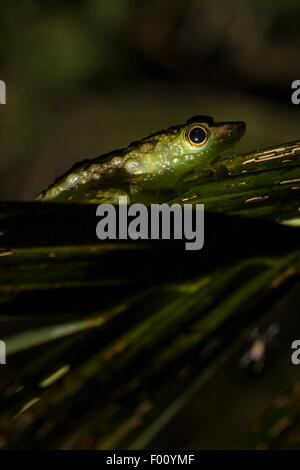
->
[37, 116, 245, 204]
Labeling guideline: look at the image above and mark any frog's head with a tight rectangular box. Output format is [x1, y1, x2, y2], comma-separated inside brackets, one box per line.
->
[131, 116, 245, 177]
[181, 115, 245, 161]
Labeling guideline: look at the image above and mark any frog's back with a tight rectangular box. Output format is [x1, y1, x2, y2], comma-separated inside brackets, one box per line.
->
[36, 128, 172, 203]
[37, 148, 129, 203]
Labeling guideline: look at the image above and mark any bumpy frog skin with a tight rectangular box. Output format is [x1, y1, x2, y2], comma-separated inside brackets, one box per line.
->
[37, 116, 245, 204]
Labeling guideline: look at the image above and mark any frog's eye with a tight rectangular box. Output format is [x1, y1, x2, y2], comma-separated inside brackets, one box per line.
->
[184, 124, 209, 147]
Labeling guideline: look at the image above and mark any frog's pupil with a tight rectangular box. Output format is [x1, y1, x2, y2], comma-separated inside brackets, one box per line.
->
[189, 127, 207, 144]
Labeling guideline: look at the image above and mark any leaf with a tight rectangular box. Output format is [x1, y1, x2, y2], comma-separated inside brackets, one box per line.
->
[171, 140, 300, 223]
[0, 140, 299, 449]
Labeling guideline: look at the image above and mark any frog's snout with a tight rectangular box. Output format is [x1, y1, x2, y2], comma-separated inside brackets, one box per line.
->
[226, 121, 246, 138]
[214, 121, 246, 141]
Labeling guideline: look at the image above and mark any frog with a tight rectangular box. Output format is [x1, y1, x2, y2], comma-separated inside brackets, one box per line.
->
[37, 116, 245, 204]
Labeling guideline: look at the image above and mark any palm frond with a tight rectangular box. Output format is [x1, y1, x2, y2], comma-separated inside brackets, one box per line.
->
[0, 140, 299, 449]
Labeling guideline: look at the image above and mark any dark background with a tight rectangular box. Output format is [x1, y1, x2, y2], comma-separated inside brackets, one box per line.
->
[0, 0, 299, 200]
